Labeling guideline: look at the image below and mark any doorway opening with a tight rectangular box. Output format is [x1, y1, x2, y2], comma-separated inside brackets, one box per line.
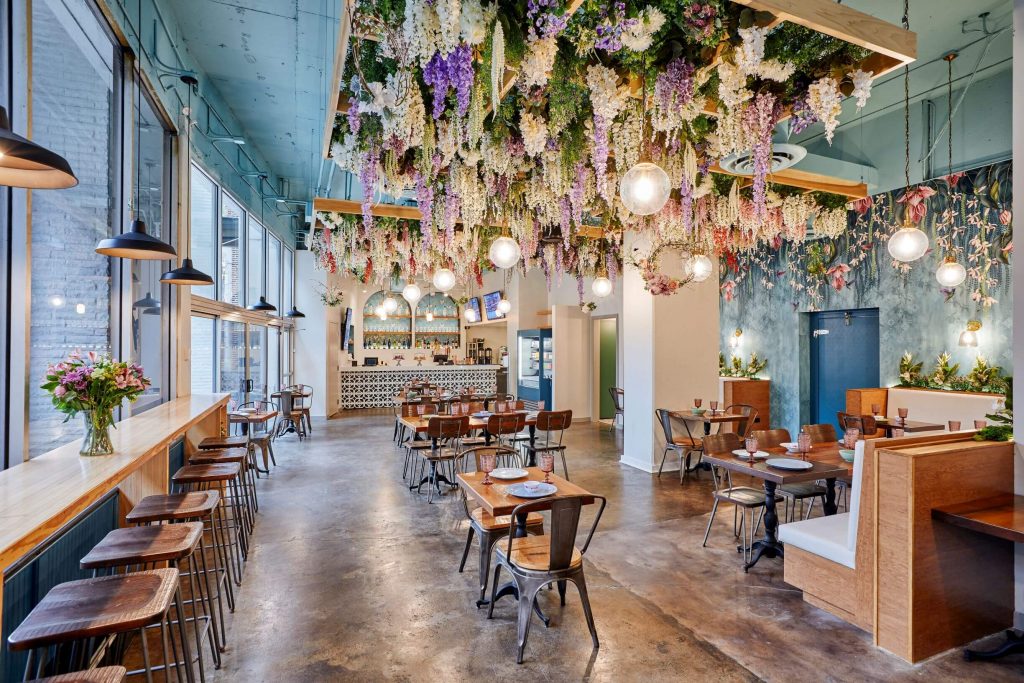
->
[591, 316, 619, 426]
[807, 308, 880, 429]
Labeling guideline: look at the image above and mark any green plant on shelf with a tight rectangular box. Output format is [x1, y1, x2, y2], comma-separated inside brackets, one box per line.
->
[897, 351, 1008, 395]
[719, 352, 767, 379]
[974, 377, 1013, 442]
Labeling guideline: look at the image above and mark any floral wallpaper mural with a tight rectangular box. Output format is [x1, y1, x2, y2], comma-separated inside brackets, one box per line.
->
[719, 161, 1012, 434]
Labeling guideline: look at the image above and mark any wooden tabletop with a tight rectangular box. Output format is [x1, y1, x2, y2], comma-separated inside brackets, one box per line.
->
[875, 418, 945, 434]
[399, 411, 537, 434]
[457, 467, 595, 517]
[271, 390, 311, 398]
[702, 446, 849, 485]
[932, 494, 1024, 544]
[669, 411, 745, 424]
[228, 410, 278, 424]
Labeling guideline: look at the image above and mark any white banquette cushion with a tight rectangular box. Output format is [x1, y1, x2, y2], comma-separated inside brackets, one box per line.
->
[778, 441, 864, 569]
[886, 387, 1002, 429]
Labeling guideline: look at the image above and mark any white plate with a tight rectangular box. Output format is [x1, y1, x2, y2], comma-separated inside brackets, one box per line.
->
[472, 411, 492, 418]
[780, 442, 800, 452]
[490, 467, 528, 480]
[732, 449, 770, 460]
[766, 458, 814, 471]
[507, 482, 557, 498]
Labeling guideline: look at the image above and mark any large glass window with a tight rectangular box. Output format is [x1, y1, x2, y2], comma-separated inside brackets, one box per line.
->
[282, 327, 293, 387]
[249, 325, 267, 400]
[130, 83, 172, 415]
[190, 165, 218, 287]
[219, 320, 246, 406]
[190, 316, 216, 393]
[27, 0, 117, 457]
[246, 220, 265, 306]
[267, 235, 281, 310]
[283, 248, 293, 314]
[267, 326, 280, 394]
[220, 195, 244, 305]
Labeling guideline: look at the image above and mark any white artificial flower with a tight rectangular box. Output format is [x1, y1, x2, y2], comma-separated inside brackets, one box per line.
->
[586, 64, 625, 122]
[813, 207, 847, 237]
[520, 111, 549, 157]
[717, 62, 752, 110]
[621, 6, 666, 52]
[519, 36, 558, 90]
[849, 69, 874, 110]
[756, 59, 795, 82]
[491, 20, 505, 114]
[736, 26, 766, 75]
[435, 0, 461, 55]
[459, 0, 487, 45]
[807, 77, 843, 144]
[403, 0, 442, 68]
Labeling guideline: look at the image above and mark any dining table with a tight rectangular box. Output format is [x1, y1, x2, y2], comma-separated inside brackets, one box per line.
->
[702, 443, 850, 572]
[669, 410, 749, 471]
[228, 409, 279, 474]
[872, 417, 945, 435]
[457, 466, 596, 612]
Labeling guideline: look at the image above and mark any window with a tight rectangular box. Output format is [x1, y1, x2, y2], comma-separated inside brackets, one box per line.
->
[267, 326, 280, 393]
[267, 235, 281, 310]
[249, 325, 267, 400]
[190, 316, 216, 393]
[27, 0, 117, 457]
[282, 327, 293, 387]
[283, 248, 293, 314]
[190, 165, 217, 288]
[219, 320, 246, 405]
[129, 82, 172, 415]
[220, 194, 244, 305]
[246, 219, 265, 306]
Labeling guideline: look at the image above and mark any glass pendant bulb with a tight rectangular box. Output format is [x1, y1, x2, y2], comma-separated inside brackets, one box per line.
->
[591, 276, 613, 298]
[425, 311, 434, 322]
[382, 295, 398, 314]
[888, 213, 929, 263]
[690, 254, 713, 282]
[432, 268, 456, 292]
[619, 161, 671, 216]
[488, 236, 521, 269]
[935, 255, 966, 287]
[402, 283, 422, 305]
[497, 298, 512, 315]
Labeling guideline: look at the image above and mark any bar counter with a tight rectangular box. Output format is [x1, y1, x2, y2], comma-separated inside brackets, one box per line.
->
[340, 364, 500, 408]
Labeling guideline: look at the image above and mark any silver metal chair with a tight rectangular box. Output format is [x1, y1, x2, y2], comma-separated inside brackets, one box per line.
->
[700, 433, 772, 564]
[655, 408, 702, 482]
[608, 387, 624, 431]
[752, 428, 825, 522]
[487, 494, 608, 664]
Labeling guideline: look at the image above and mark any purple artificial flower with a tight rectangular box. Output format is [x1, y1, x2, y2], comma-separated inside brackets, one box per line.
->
[570, 162, 587, 225]
[789, 92, 818, 136]
[577, 275, 585, 305]
[346, 99, 361, 135]
[655, 58, 696, 112]
[449, 44, 474, 117]
[423, 51, 450, 120]
[359, 148, 378, 236]
[415, 172, 434, 249]
[592, 113, 611, 200]
[743, 92, 779, 218]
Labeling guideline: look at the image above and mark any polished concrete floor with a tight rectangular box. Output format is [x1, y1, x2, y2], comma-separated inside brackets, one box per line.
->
[212, 411, 1024, 681]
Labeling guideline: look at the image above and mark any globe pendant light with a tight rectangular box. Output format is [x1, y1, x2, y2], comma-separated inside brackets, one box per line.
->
[97, 0, 176, 261]
[488, 235, 521, 269]
[958, 319, 981, 347]
[374, 304, 387, 320]
[425, 311, 434, 322]
[591, 276, 613, 298]
[246, 296, 277, 312]
[383, 294, 399, 314]
[935, 254, 966, 288]
[464, 307, 477, 322]
[402, 282, 422, 306]
[162, 76, 213, 285]
[690, 254, 713, 282]
[432, 268, 456, 292]
[619, 62, 670, 216]
[0, 106, 77, 189]
[496, 298, 512, 315]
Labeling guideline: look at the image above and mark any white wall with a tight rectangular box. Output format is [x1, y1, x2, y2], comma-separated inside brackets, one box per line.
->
[295, 251, 341, 416]
[551, 305, 593, 419]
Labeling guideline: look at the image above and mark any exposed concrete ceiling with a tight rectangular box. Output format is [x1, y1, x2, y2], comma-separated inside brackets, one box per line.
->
[167, 0, 340, 204]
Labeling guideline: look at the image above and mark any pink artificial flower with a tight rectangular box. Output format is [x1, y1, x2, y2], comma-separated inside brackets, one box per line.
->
[721, 280, 736, 302]
[86, 350, 97, 362]
[848, 196, 873, 217]
[826, 263, 851, 291]
[53, 385, 67, 397]
[897, 185, 937, 225]
[999, 209, 1012, 226]
[943, 172, 965, 186]
[1002, 242, 1013, 254]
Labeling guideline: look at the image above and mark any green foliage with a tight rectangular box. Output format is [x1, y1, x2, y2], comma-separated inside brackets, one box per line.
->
[720, 352, 768, 379]
[811, 191, 850, 212]
[898, 351, 1009, 396]
[548, 44, 588, 136]
[930, 352, 960, 389]
[763, 23, 871, 79]
[967, 356, 1007, 394]
[898, 352, 925, 387]
[974, 399, 1012, 442]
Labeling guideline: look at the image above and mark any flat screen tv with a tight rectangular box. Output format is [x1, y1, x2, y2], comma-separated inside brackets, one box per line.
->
[341, 307, 353, 350]
[466, 296, 482, 323]
[483, 290, 503, 320]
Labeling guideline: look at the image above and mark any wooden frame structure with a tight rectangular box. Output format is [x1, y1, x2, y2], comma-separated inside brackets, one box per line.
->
[320, 0, 916, 196]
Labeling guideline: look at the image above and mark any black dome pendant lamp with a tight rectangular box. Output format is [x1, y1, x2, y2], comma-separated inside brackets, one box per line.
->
[0, 106, 78, 189]
[284, 306, 305, 318]
[162, 75, 213, 286]
[96, 0, 176, 261]
[247, 296, 277, 312]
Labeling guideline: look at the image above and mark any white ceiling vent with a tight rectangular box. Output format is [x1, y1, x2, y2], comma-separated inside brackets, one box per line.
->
[719, 143, 807, 175]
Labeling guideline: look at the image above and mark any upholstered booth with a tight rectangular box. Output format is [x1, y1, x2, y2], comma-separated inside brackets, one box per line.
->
[847, 387, 1002, 430]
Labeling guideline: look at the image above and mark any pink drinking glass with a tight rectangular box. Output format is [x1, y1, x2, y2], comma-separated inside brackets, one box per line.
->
[897, 407, 909, 420]
[694, 398, 703, 409]
[844, 428, 860, 449]
[416, 404, 426, 416]
[745, 436, 759, 462]
[871, 403, 881, 416]
[540, 453, 555, 483]
[710, 400, 719, 415]
[537, 400, 545, 410]
[948, 420, 961, 431]
[891, 427, 905, 438]
[480, 453, 496, 486]
[798, 432, 812, 460]
[974, 419, 987, 429]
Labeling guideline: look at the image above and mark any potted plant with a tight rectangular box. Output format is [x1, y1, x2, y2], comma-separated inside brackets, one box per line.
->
[41, 350, 151, 456]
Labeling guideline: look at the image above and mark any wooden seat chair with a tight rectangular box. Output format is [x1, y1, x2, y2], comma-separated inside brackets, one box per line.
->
[522, 410, 572, 478]
[288, 384, 313, 434]
[843, 414, 878, 438]
[456, 446, 545, 606]
[701, 433, 774, 564]
[238, 401, 277, 473]
[724, 403, 758, 437]
[485, 413, 527, 466]
[655, 408, 702, 482]
[752, 428, 826, 522]
[413, 415, 469, 503]
[608, 387, 624, 431]
[274, 390, 306, 440]
[804, 423, 838, 444]
[487, 494, 607, 664]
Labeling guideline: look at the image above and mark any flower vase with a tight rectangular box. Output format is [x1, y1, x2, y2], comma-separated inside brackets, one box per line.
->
[80, 409, 114, 456]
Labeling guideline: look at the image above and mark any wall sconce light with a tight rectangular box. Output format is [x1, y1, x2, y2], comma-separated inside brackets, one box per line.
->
[958, 320, 981, 347]
[728, 328, 743, 350]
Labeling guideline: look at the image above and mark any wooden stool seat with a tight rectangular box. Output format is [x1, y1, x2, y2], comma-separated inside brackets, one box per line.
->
[172, 462, 242, 484]
[8, 569, 179, 651]
[125, 492, 220, 524]
[421, 447, 459, 462]
[198, 435, 249, 450]
[495, 535, 582, 571]
[189, 447, 248, 464]
[27, 666, 127, 682]
[471, 508, 544, 531]
[80, 523, 204, 570]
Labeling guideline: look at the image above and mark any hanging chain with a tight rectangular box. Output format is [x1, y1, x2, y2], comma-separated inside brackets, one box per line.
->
[947, 56, 953, 176]
[902, 0, 910, 191]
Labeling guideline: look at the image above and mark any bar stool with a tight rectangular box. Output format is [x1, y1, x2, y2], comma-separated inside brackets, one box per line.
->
[80, 523, 215, 681]
[197, 435, 249, 450]
[189, 447, 258, 524]
[126, 492, 234, 644]
[172, 464, 248, 585]
[8, 569, 191, 683]
[26, 666, 126, 682]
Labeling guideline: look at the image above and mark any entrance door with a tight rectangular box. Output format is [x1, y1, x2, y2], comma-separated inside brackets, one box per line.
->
[597, 318, 617, 419]
[809, 309, 880, 428]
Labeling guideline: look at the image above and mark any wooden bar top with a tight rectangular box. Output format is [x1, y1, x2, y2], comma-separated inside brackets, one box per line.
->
[932, 494, 1024, 544]
[0, 393, 228, 572]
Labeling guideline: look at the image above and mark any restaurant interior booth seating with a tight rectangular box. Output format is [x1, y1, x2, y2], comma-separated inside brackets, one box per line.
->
[847, 388, 1001, 430]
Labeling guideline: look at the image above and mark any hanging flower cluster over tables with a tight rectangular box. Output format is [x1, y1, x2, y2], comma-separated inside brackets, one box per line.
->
[322, 0, 902, 295]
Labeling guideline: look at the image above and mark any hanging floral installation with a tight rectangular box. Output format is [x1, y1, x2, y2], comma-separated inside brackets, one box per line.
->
[319, 0, 897, 292]
[720, 163, 1013, 310]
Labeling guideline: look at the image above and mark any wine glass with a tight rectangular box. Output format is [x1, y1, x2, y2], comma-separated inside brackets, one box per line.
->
[974, 419, 987, 429]
[797, 431, 812, 460]
[948, 420, 961, 432]
[897, 407, 909, 422]
[745, 436, 759, 462]
[537, 400, 545, 411]
[495, 400, 505, 413]
[844, 427, 860, 449]
[710, 400, 719, 415]
[416, 404, 426, 416]
[871, 403, 881, 417]
[480, 453, 496, 486]
[694, 398, 703, 409]
[540, 453, 555, 483]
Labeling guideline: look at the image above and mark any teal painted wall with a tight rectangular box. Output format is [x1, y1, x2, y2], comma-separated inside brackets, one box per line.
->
[719, 162, 1013, 435]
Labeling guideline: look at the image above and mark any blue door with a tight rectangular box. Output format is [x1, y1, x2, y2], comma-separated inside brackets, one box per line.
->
[809, 309, 880, 428]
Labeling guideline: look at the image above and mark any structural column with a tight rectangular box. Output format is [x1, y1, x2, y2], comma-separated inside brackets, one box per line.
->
[621, 233, 720, 472]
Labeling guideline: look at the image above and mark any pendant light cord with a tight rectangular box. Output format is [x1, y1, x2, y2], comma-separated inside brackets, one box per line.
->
[947, 56, 953, 176]
[135, 0, 143, 220]
[184, 81, 192, 258]
[902, 0, 910, 192]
